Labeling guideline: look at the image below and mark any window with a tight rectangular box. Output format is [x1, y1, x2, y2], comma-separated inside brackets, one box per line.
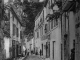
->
[16, 28, 18, 37]
[51, 0, 52, 4]
[43, 10, 44, 22]
[13, 15, 14, 21]
[35, 32, 37, 39]
[42, 44, 43, 55]
[20, 46, 21, 54]
[51, 20, 53, 29]
[45, 24, 48, 33]
[56, 19, 58, 25]
[73, 40, 75, 48]
[0, 39, 1, 48]
[48, 22, 50, 31]
[54, 19, 58, 27]
[13, 24, 16, 36]
[42, 27, 43, 35]
[54, 19, 56, 27]
[48, 0, 50, 8]
[40, 28, 42, 37]
[37, 31, 39, 38]
[46, 42, 50, 58]
[61, 44, 62, 60]
[40, 18, 43, 24]
[65, 13, 66, 32]
[20, 31, 22, 39]
[53, 41, 55, 59]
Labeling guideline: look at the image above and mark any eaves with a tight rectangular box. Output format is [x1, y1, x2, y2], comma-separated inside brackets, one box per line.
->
[10, 6, 23, 26]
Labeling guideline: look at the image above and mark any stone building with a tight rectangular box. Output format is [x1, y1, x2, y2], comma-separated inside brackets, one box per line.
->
[10, 5, 23, 60]
[34, 0, 62, 60]
[0, 0, 5, 60]
[61, 0, 76, 60]
[75, 1, 80, 60]
[4, 0, 25, 59]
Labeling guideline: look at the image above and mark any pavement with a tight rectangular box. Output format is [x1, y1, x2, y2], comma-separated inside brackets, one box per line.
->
[11, 54, 45, 60]
[22, 54, 45, 60]
[17, 57, 25, 60]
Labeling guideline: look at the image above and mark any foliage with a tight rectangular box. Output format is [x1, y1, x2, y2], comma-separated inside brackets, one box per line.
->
[22, 1, 44, 38]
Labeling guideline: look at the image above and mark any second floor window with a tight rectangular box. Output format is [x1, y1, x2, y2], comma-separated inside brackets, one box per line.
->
[20, 31, 22, 39]
[13, 24, 16, 36]
[45, 24, 48, 33]
[54, 19, 58, 27]
[37, 31, 39, 38]
[51, 20, 53, 29]
[46, 42, 50, 58]
[16, 28, 18, 37]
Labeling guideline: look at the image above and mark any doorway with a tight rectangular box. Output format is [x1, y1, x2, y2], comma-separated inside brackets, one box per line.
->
[53, 41, 55, 59]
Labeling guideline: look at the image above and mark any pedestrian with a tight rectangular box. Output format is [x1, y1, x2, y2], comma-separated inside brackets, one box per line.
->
[70, 48, 75, 60]
[27, 52, 29, 56]
[40, 49, 41, 56]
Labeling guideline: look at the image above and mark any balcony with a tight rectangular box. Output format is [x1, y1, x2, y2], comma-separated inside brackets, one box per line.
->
[46, 11, 60, 22]
[62, 0, 75, 12]
[46, 14, 54, 22]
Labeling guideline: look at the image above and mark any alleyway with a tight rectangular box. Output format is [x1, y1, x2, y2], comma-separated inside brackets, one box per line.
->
[23, 55, 43, 60]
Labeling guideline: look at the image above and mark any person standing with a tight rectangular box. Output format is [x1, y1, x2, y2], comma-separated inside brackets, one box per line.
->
[40, 49, 42, 56]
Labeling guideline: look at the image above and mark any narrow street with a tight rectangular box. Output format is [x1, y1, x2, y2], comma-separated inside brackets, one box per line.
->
[23, 55, 43, 60]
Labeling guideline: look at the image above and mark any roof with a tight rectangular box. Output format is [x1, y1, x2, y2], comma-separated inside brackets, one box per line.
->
[10, 4, 24, 26]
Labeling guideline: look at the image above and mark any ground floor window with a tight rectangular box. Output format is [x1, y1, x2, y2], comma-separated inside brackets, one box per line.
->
[46, 42, 50, 58]
[42, 44, 43, 55]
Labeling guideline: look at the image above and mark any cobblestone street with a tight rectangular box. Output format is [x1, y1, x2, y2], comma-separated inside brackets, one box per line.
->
[23, 55, 43, 60]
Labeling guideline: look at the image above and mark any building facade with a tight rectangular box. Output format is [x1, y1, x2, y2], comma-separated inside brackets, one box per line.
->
[61, 0, 76, 60]
[34, 0, 62, 60]
[0, 0, 5, 60]
[75, 1, 80, 60]
[6, 1, 24, 59]
[25, 37, 34, 55]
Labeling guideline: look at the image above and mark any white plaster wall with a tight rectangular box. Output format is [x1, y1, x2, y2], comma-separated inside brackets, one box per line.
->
[25, 38, 34, 52]
[42, 27, 61, 60]
[31, 38, 34, 50]
[34, 10, 44, 53]
[4, 37, 10, 59]
[10, 12, 13, 39]
[26, 40, 30, 52]
[35, 38, 41, 53]
[50, 26, 61, 60]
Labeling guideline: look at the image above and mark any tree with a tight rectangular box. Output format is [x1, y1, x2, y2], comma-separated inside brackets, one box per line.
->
[22, 1, 44, 39]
